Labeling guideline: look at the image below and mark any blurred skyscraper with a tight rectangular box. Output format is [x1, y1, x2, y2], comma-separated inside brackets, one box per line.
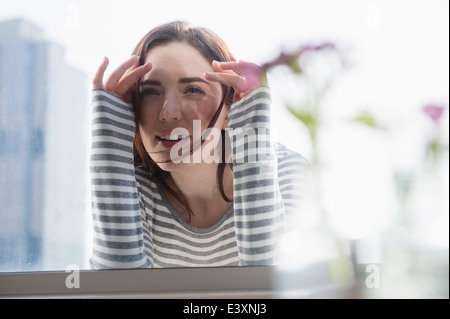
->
[0, 18, 89, 271]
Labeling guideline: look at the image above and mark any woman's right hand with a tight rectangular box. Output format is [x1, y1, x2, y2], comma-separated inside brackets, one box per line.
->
[93, 55, 152, 103]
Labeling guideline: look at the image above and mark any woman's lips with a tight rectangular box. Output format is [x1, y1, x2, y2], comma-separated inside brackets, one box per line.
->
[156, 136, 190, 149]
[157, 139, 181, 149]
[155, 130, 191, 149]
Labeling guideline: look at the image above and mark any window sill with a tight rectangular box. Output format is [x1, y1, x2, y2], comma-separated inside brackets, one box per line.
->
[0, 264, 358, 299]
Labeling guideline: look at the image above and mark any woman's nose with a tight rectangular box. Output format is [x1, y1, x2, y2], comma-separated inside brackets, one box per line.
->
[159, 94, 182, 122]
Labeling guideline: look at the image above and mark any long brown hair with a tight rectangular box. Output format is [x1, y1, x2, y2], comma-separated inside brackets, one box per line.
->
[130, 21, 235, 220]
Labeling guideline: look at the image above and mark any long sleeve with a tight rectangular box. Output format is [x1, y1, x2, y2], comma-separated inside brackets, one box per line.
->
[227, 86, 286, 265]
[89, 89, 149, 269]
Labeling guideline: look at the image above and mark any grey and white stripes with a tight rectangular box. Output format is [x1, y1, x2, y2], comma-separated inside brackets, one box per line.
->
[89, 87, 308, 269]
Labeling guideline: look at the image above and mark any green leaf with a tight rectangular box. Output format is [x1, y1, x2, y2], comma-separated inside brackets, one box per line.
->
[427, 138, 449, 162]
[288, 58, 303, 74]
[353, 112, 383, 129]
[287, 105, 318, 141]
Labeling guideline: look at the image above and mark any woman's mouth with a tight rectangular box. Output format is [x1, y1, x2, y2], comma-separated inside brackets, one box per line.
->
[156, 134, 190, 149]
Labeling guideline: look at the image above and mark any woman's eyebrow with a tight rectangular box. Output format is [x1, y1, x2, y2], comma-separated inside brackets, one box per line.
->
[140, 77, 212, 86]
[179, 77, 211, 86]
[140, 80, 161, 86]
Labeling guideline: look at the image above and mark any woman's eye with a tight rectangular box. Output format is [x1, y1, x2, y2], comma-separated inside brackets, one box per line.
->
[141, 88, 159, 97]
[185, 87, 205, 95]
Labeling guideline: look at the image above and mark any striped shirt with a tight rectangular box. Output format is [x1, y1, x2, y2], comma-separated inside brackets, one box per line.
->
[90, 86, 309, 269]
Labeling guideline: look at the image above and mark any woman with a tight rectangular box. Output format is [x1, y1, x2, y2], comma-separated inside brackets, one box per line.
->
[90, 21, 308, 268]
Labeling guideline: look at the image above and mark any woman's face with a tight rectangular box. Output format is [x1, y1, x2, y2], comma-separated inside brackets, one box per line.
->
[138, 41, 227, 171]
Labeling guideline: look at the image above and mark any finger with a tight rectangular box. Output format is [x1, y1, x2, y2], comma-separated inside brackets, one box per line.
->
[212, 60, 236, 75]
[204, 72, 248, 93]
[115, 62, 152, 97]
[104, 55, 139, 92]
[214, 60, 260, 75]
[214, 60, 267, 86]
[123, 55, 142, 78]
[93, 56, 109, 89]
[213, 60, 240, 71]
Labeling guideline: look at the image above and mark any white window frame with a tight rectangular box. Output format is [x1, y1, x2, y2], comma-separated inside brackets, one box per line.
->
[0, 265, 357, 298]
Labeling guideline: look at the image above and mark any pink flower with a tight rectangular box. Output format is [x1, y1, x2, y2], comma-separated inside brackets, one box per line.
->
[423, 104, 445, 125]
[260, 42, 337, 72]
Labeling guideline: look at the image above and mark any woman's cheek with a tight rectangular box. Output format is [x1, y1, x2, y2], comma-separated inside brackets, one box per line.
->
[139, 104, 157, 127]
[194, 97, 223, 124]
[195, 98, 215, 119]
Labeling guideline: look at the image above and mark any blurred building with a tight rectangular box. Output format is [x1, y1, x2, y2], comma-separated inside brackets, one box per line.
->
[0, 18, 89, 271]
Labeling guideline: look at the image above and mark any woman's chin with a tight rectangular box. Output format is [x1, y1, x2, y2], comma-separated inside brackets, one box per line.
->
[156, 161, 192, 172]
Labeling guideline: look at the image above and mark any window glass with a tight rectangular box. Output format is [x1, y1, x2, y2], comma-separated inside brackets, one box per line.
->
[0, 0, 448, 299]
[0, 18, 89, 271]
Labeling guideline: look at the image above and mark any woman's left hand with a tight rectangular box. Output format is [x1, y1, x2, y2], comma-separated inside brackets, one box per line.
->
[205, 60, 268, 103]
